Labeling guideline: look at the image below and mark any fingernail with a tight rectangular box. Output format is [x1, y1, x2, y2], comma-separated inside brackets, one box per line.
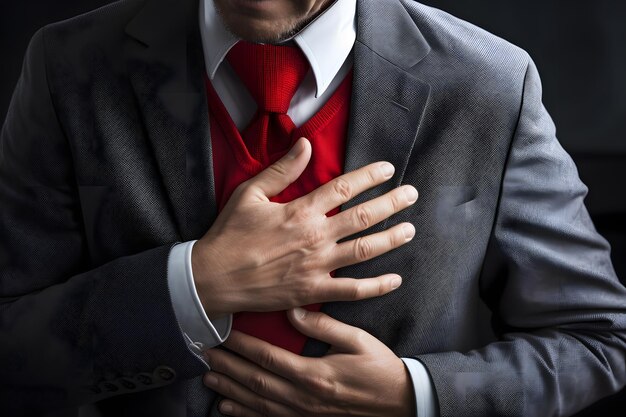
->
[220, 402, 233, 414]
[404, 186, 418, 203]
[391, 276, 402, 290]
[403, 224, 415, 240]
[204, 373, 218, 386]
[287, 138, 305, 159]
[381, 163, 395, 178]
[293, 307, 307, 320]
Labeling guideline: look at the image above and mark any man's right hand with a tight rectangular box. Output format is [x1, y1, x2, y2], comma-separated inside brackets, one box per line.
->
[191, 137, 418, 320]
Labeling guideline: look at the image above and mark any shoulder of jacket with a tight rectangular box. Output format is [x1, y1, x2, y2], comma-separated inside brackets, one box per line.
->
[401, 0, 531, 74]
[39, 0, 145, 56]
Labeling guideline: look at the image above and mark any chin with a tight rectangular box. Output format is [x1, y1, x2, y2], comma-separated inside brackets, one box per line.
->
[227, 18, 298, 43]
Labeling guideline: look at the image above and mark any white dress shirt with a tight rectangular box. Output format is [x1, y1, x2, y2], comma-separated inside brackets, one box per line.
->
[166, 0, 436, 415]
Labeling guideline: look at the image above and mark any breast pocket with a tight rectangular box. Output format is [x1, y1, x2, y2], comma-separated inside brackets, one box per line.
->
[430, 185, 479, 239]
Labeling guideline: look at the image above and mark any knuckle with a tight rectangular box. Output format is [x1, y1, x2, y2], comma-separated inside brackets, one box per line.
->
[389, 228, 401, 247]
[301, 373, 331, 394]
[332, 178, 353, 201]
[302, 226, 325, 247]
[312, 314, 330, 332]
[390, 191, 402, 211]
[247, 372, 268, 395]
[268, 161, 289, 178]
[256, 348, 276, 370]
[234, 181, 252, 198]
[366, 166, 378, 184]
[214, 376, 230, 395]
[354, 205, 372, 229]
[299, 248, 324, 272]
[297, 277, 320, 303]
[317, 317, 342, 340]
[253, 397, 272, 416]
[354, 237, 373, 260]
[283, 203, 300, 223]
[289, 286, 307, 307]
[352, 328, 370, 347]
[377, 278, 386, 296]
[348, 282, 364, 300]
[286, 204, 314, 224]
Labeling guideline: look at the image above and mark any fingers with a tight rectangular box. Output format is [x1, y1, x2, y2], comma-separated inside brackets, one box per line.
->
[328, 184, 418, 240]
[216, 400, 267, 417]
[204, 347, 305, 409]
[310, 274, 403, 303]
[216, 400, 296, 417]
[221, 330, 309, 382]
[203, 370, 296, 417]
[241, 137, 311, 200]
[327, 221, 416, 271]
[287, 308, 370, 352]
[290, 161, 395, 215]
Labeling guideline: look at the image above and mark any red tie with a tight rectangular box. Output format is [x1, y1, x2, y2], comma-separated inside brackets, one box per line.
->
[221, 40, 325, 353]
[226, 40, 310, 165]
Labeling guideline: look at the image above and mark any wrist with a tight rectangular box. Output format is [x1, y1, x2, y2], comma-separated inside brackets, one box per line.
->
[397, 358, 417, 417]
[191, 238, 233, 320]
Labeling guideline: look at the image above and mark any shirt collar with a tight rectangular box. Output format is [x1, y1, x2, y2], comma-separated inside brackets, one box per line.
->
[199, 0, 356, 98]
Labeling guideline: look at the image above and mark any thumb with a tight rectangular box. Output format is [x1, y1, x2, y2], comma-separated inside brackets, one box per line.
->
[246, 137, 311, 199]
[287, 307, 366, 353]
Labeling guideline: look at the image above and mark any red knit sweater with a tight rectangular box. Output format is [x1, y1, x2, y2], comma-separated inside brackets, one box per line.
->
[204, 67, 354, 354]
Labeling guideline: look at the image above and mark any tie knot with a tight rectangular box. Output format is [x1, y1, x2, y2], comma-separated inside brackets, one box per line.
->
[226, 40, 310, 114]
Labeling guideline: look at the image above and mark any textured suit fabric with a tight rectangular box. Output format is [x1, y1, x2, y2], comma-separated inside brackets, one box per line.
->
[0, 0, 625, 417]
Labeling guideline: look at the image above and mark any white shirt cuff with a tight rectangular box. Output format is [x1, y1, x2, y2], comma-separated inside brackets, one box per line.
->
[401, 357, 438, 417]
[167, 240, 232, 364]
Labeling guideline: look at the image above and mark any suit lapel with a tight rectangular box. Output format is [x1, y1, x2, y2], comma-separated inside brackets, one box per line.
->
[125, 0, 217, 241]
[123, 0, 431, 357]
[301, 0, 432, 357]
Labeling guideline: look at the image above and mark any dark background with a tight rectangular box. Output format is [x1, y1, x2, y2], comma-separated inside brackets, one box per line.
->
[1, 0, 624, 415]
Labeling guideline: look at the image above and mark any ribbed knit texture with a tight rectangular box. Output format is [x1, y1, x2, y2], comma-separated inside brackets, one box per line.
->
[205, 41, 354, 354]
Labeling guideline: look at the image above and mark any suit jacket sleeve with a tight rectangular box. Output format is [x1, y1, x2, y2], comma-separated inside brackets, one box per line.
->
[415, 57, 626, 417]
[0, 28, 206, 415]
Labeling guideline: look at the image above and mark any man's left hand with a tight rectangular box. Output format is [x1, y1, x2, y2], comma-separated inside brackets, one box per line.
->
[202, 308, 416, 417]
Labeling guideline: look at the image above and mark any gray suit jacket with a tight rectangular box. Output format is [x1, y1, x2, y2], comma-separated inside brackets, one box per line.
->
[1, 0, 625, 416]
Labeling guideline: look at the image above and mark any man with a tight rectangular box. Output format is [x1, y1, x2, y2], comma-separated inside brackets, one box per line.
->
[1, 0, 625, 416]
